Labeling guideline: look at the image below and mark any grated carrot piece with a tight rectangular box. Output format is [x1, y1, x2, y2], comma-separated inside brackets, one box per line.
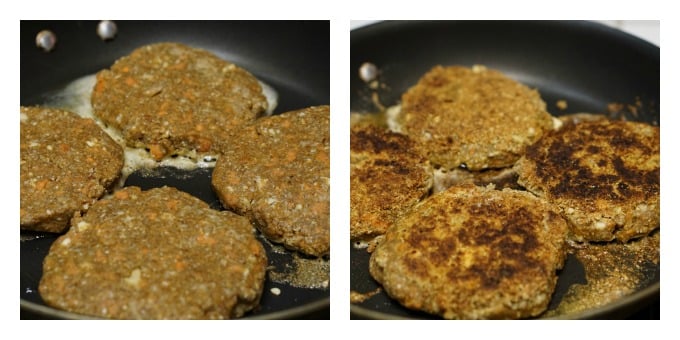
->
[311, 201, 328, 215]
[165, 199, 179, 211]
[195, 137, 212, 152]
[94, 79, 107, 94]
[286, 150, 297, 162]
[169, 61, 187, 70]
[315, 151, 329, 163]
[148, 144, 166, 161]
[35, 179, 50, 190]
[114, 190, 129, 200]
[175, 259, 187, 271]
[124, 77, 137, 86]
[196, 233, 216, 246]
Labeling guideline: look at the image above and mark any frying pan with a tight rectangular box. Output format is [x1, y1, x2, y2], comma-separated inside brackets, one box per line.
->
[350, 20, 659, 319]
[20, 20, 330, 319]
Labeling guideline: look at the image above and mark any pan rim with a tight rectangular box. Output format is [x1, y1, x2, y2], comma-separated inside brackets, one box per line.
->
[349, 282, 659, 320]
[21, 293, 330, 320]
[351, 20, 659, 49]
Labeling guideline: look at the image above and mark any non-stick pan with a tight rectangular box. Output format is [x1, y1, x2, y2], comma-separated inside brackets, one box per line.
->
[350, 20, 659, 319]
[20, 20, 330, 319]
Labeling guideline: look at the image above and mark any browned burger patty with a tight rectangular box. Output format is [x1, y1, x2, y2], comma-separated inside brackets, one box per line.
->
[369, 184, 569, 319]
[20, 106, 123, 233]
[212, 106, 330, 257]
[400, 65, 554, 171]
[91, 42, 267, 160]
[350, 124, 432, 240]
[515, 119, 660, 242]
[39, 186, 267, 319]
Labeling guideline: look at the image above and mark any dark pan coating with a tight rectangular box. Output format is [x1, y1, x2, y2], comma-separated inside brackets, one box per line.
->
[91, 42, 267, 160]
[400, 65, 554, 171]
[515, 120, 660, 242]
[212, 106, 330, 257]
[370, 184, 569, 319]
[350, 124, 432, 240]
[39, 186, 267, 319]
[20, 106, 123, 233]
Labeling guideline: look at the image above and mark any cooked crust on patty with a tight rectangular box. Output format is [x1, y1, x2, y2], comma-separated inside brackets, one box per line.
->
[515, 120, 660, 242]
[39, 186, 267, 319]
[20, 106, 123, 233]
[400, 65, 554, 171]
[370, 184, 569, 319]
[91, 42, 267, 160]
[212, 105, 330, 257]
[350, 124, 432, 240]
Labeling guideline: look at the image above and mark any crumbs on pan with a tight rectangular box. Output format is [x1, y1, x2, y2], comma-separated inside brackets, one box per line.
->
[544, 231, 659, 317]
[607, 96, 658, 126]
[556, 99, 568, 110]
[350, 288, 382, 304]
[353, 235, 384, 253]
[268, 253, 330, 290]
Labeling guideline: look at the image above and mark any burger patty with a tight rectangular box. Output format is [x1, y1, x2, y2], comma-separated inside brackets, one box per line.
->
[39, 186, 267, 319]
[515, 119, 660, 242]
[91, 42, 267, 160]
[20, 106, 123, 233]
[399, 65, 554, 171]
[211, 105, 330, 257]
[369, 184, 569, 319]
[350, 123, 432, 240]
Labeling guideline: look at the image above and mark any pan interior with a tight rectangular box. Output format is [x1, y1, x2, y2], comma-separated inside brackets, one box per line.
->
[350, 20, 659, 320]
[20, 20, 330, 320]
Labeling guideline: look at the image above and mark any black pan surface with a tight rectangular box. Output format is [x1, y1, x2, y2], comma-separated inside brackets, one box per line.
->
[350, 20, 659, 319]
[20, 20, 330, 319]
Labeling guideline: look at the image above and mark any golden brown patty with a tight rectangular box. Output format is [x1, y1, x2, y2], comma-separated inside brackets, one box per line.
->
[20, 106, 123, 233]
[400, 65, 554, 171]
[212, 105, 330, 257]
[350, 124, 432, 240]
[370, 184, 569, 319]
[39, 186, 267, 319]
[91, 42, 267, 160]
[515, 119, 660, 242]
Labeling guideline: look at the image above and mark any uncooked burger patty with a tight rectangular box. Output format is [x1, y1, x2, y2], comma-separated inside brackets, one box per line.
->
[211, 105, 330, 257]
[350, 124, 432, 240]
[91, 42, 267, 160]
[370, 184, 569, 319]
[20, 106, 123, 233]
[400, 65, 554, 171]
[39, 186, 267, 319]
[515, 119, 660, 242]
